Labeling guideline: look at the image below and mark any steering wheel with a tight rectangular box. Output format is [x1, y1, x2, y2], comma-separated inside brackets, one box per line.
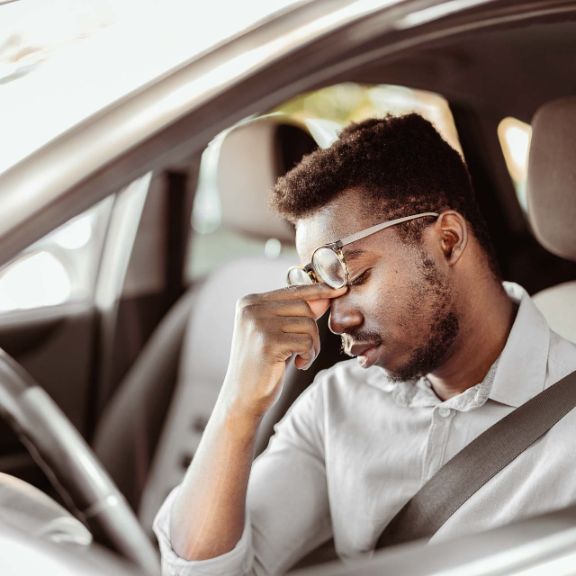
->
[0, 520, 142, 576]
[0, 349, 159, 575]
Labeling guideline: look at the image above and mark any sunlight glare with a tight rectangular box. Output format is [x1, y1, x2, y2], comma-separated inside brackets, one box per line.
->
[0, 251, 72, 311]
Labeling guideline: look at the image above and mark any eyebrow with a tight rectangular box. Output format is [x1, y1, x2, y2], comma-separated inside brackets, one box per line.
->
[342, 248, 367, 261]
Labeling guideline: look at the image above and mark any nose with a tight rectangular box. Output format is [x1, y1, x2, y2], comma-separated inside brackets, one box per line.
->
[328, 294, 363, 335]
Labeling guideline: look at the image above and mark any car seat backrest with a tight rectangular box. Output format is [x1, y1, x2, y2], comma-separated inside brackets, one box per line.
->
[527, 97, 576, 343]
[138, 256, 297, 531]
[94, 115, 343, 534]
[136, 116, 343, 532]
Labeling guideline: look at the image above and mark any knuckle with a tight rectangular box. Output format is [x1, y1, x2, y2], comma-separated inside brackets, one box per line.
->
[238, 300, 266, 322]
[306, 317, 318, 330]
[238, 293, 258, 308]
[264, 336, 289, 360]
[237, 303, 254, 321]
[261, 339, 274, 355]
[303, 333, 314, 349]
[303, 318, 319, 337]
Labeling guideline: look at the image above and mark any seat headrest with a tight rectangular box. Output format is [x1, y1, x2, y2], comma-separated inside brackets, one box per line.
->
[527, 97, 576, 262]
[214, 116, 303, 244]
[215, 115, 339, 245]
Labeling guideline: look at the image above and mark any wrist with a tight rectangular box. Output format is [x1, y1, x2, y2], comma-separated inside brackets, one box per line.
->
[219, 372, 276, 420]
[214, 391, 264, 435]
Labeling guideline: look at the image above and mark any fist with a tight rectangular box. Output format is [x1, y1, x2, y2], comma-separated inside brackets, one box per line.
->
[221, 283, 347, 417]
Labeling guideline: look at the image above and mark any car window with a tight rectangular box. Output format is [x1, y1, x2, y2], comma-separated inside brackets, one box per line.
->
[276, 82, 463, 153]
[186, 82, 462, 282]
[497, 117, 532, 213]
[0, 0, 305, 175]
[0, 198, 113, 313]
[0, 169, 152, 314]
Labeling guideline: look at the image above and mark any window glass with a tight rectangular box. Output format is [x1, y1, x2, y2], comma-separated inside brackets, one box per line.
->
[277, 82, 462, 153]
[497, 117, 532, 212]
[186, 83, 462, 282]
[0, 0, 304, 174]
[0, 198, 113, 312]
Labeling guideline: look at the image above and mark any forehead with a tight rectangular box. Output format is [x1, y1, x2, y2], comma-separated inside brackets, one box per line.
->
[294, 190, 378, 260]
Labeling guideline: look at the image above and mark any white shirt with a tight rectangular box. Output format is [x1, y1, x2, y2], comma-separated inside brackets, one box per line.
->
[153, 282, 576, 575]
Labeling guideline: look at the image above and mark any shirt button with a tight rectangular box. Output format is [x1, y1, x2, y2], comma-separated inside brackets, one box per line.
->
[438, 407, 452, 418]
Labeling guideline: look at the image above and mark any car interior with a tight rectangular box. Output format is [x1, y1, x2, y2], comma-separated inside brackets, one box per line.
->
[1, 1, 576, 574]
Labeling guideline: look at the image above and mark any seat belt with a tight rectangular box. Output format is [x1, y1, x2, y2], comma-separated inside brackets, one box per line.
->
[375, 369, 576, 549]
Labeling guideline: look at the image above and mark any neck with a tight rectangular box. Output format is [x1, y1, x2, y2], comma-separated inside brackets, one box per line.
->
[427, 281, 517, 401]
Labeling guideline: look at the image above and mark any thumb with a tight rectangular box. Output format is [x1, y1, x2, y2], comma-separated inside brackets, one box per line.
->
[307, 298, 331, 320]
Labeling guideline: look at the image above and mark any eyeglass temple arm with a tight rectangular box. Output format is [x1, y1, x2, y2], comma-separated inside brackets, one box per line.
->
[339, 212, 439, 246]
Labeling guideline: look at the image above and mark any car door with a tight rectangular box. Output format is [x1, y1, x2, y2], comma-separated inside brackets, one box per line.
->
[0, 174, 159, 487]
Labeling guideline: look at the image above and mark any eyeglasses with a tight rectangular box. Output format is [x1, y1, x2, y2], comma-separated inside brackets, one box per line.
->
[286, 212, 439, 289]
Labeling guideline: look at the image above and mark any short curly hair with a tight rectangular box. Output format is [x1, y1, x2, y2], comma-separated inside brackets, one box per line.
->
[272, 113, 498, 276]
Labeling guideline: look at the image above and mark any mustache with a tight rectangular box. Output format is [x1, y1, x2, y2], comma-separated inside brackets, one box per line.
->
[341, 331, 382, 357]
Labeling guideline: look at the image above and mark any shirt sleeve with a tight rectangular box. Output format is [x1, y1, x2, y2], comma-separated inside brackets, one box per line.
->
[248, 377, 332, 574]
[153, 375, 332, 576]
[153, 487, 253, 576]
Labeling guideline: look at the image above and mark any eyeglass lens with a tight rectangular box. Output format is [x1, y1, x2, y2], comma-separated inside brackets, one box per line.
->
[312, 247, 347, 288]
[287, 267, 315, 286]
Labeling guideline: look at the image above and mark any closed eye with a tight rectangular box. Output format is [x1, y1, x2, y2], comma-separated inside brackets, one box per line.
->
[349, 269, 370, 287]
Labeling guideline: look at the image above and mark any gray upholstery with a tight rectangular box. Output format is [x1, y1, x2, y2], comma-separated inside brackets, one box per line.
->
[0, 472, 91, 546]
[138, 255, 297, 530]
[93, 115, 344, 572]
[215, 114, 341, 242]
[527, 97, 576, 261]
[216, 116, 299, 244]
[532, 282, 576, 343]
[528, 98, 576, 343]
[93, 289, 198, 510]
[93, 115, 332, 534]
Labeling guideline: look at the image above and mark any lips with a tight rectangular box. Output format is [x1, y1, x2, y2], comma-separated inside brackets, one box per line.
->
[348, 341, 382, 368]
[349, 342, 380, 357]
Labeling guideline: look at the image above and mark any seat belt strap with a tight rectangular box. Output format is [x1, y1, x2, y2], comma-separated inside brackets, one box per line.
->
[375, 369, 576, 549]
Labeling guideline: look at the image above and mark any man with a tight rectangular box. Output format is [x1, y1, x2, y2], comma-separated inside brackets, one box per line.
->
[154, 114, 576, 575]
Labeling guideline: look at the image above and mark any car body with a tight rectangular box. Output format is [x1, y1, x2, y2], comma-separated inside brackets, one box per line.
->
[1, 0, 576, 574]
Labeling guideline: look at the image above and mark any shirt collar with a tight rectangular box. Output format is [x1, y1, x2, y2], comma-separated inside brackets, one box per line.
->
[488, 281, 551, 408]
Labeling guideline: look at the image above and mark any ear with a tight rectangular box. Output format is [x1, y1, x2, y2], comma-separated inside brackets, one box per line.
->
[436, 211, 468, 266]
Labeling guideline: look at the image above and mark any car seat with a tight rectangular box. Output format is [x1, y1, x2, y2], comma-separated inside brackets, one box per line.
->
[92, 116, 343, 534]
[527, 97, 576, 343]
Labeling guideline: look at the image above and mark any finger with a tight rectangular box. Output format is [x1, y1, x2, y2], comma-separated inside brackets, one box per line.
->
[258, 283, 348, 303]
[306, 298, 331, 320]
[258, 299, 317, 319]
[252, 297, 329, 322]
[279, 317, 321, 358]
[279, 333, 317, 370]
[257, 298, 332, 320]
[294, 355, 308, 370]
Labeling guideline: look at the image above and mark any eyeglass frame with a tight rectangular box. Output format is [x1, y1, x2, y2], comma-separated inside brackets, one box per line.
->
[287, 212, 440, 288]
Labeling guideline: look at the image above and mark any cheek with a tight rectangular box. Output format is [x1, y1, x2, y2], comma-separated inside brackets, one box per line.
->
[351, 249, 437, 314]
[350, 273, 405, 324]
[374, 261, 418, 298]
[363, 269, 432, 329]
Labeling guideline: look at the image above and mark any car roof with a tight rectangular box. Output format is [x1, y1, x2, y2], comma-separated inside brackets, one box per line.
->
[0, 0, 305, 173]
[0, 0, 574, 264]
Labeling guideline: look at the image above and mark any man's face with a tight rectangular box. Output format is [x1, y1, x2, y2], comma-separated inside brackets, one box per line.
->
[295, 190, 460, 381]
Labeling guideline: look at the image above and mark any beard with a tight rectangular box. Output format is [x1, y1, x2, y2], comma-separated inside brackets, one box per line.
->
[388, 253, 460, 381]
[387, 309, 459, 382]
[342, 252, 460, 381]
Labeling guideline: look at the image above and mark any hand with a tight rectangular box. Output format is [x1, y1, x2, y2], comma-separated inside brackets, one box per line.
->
[220, 284, 347, 418]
